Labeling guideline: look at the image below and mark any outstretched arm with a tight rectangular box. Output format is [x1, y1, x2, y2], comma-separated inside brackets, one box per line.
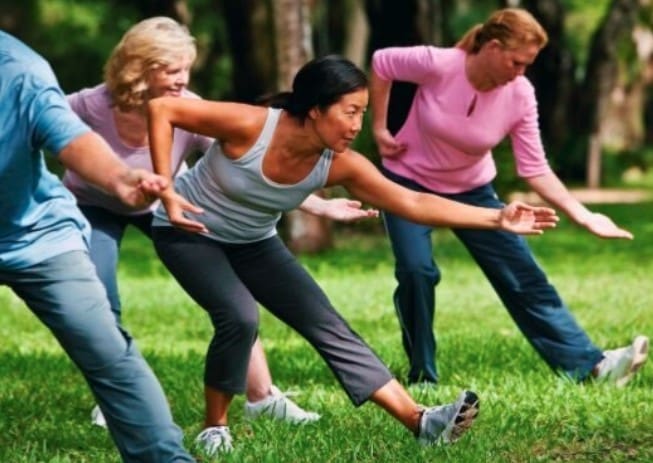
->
[527, 172, 633, 239]
[327, 149, 558, 234]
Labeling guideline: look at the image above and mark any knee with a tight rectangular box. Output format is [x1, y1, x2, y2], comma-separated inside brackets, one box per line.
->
[396, 264, 440, 285]
[213, 306, 259, 340]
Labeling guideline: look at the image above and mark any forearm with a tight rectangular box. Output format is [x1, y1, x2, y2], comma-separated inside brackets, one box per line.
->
[298, 194, 326, 215]
[526, 172, 591, 224]
[147, 98, 176, 183]
[58, 131, 130, 196]
[369, 70, 392, 133]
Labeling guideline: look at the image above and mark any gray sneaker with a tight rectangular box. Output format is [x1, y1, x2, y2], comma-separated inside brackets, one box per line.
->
[194, 425, 233, 456]
[244, 385, 320, 424]
[417, 390, 479, 445]
[595, 335, 649, 387]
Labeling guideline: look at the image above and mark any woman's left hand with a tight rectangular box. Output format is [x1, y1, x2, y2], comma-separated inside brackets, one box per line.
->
[319, 198, 379, 222]
[581, 212, 633, 239]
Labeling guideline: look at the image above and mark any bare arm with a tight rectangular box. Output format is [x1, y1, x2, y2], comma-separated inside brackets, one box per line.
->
[58, 131, 167, 208]
[327, 150, 558, 234]
[526, 172, 632, 239]
[146, 97, 266, 232]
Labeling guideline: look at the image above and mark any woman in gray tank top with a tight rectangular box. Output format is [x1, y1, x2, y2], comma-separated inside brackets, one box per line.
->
[147, 55, 558, 457]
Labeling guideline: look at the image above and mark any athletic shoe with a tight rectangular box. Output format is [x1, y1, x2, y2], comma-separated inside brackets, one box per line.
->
[195, 426, 233, 456]
[90, 405, 107, 428]
[417, 390, 479, 445]
[244, 385, 320, 424]
[595, 335, 649, 387]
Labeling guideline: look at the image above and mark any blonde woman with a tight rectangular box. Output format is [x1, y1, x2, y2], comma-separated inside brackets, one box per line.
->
[63, 16, 368, 428]
[370, 8, 647, 386]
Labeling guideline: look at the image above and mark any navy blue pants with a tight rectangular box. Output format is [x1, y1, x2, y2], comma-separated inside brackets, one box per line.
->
[382, 168, 603, 383]
[152, 228, 393, 406]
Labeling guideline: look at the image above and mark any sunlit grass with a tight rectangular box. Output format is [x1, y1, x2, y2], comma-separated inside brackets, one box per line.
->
[1, 203, 652, 462]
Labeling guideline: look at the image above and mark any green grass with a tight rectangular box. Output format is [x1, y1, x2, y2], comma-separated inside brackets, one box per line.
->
[1, 203, 652, 462]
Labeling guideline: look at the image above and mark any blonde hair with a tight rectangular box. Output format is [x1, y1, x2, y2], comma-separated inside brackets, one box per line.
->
[104, 16, 196, 111]
[456, 8, 548, 54]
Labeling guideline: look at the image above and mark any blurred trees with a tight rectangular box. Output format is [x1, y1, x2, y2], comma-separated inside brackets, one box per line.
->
[3, 0, 653, 246]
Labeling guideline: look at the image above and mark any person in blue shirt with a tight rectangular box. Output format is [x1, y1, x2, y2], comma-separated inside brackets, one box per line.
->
[0, 31, 196, 463]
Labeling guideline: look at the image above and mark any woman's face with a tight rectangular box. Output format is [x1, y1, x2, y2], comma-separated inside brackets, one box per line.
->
[311, 88, 368, 153]
[485, 41, 540, 87]
[147, 55, 193, 99]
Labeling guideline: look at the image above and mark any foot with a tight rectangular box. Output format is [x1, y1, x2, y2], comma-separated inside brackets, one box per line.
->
[90, 405, 107, 428]
[416, 390, 479, 445]
[594, 335, 649, 387]
[244, 385, 320, 424]
[195, 426, 233, 456]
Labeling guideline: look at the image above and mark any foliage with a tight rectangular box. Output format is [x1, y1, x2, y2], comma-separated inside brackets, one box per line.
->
[1, 202, 652, 462]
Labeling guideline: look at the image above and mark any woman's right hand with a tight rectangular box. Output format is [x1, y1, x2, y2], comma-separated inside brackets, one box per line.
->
[159, 188, 208, 233]
[373, 128, 407, 158]
[499, 201, 559, 235]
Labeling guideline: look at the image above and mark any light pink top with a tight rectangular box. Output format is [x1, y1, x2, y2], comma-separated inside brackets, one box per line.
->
[372, 46, 551, 194]
[63, 84, 212, 215]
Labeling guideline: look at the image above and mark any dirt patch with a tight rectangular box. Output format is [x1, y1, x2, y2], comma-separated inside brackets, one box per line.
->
[508, 188, 652, 205]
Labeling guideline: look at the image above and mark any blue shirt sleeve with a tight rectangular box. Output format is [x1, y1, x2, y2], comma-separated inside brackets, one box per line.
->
[22, 73, 90, 155]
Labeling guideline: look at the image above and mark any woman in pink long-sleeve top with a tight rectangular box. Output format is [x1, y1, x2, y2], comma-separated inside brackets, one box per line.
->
[370, 7, 647, 386]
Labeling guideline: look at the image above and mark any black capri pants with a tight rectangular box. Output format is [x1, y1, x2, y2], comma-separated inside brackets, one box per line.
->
[152, 227, 393, 406]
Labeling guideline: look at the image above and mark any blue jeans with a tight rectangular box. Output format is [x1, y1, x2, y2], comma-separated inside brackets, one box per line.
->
[79, 205, 153, 323]
[382, 168, 603, 383]
[0, 251, 194, 462]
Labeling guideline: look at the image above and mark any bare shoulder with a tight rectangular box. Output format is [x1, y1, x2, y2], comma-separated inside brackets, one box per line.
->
[327, 148, 375, 184]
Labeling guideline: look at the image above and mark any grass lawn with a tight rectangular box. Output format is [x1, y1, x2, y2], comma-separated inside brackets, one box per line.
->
[1, 202, 652, 462]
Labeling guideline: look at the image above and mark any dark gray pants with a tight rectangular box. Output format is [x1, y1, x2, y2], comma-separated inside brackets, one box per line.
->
[152, 227, 393, 406]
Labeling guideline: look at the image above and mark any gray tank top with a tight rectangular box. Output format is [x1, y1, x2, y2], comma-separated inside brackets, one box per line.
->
[152, 107, 334, 243]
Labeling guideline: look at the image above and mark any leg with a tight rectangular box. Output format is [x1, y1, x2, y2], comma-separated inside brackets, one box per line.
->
[245, 338, 273, 402]
[448, 184, 603, 379]
[226, 236, 394, 406]
[383, 209, 439, 384]
[4, 251, 193, 463]
[381, 168, 439, 383]
[153, 227, 256, 454]
[78, 205, 128, 323]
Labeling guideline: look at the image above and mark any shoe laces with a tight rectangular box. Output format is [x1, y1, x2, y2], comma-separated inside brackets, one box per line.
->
[196, 426, 233, 454]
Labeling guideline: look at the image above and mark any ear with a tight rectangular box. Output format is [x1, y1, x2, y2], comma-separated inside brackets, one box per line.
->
[308, 107, 319, 120]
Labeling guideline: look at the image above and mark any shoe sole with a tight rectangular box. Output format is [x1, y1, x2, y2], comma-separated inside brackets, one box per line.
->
[616, 335, 649, 388]
[442, 390, 480, 443]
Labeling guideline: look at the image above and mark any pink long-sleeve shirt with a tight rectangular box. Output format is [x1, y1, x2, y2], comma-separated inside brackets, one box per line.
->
[372, 46, 552, 194]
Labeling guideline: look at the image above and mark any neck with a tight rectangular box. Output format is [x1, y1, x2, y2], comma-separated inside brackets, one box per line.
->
[465, 53, 495, 92]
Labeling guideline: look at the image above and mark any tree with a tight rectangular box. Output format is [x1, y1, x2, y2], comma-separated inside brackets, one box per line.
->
[574, 0, 640, 186]
[272, 0, 335, 253]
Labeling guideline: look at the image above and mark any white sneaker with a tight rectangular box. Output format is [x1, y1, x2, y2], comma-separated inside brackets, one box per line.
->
[417, 390, 479, 445]
[195, 426, 233, 456]
[244, 385, 320, 424]
[595, 335, 649, 387]
[90, 405, 107, 428]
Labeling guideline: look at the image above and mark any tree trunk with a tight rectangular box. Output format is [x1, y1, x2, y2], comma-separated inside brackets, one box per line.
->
[575, 0, 640, 186]
[272, 0, 333, 254]
[220, 0, 277, 102]
[523, 0, 575, 158]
